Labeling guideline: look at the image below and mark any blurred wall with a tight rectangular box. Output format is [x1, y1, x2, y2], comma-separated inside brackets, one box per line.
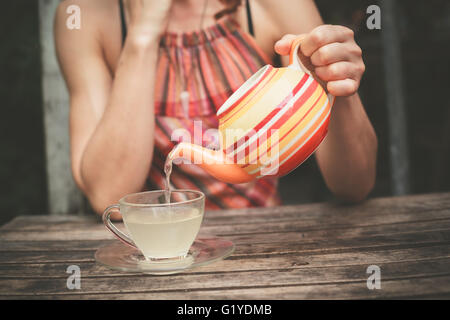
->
[0, 0, 47, 225]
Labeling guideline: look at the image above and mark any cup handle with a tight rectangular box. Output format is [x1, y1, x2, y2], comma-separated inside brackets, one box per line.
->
[102, 204, 136, 249]
[289, 36, 336, 107]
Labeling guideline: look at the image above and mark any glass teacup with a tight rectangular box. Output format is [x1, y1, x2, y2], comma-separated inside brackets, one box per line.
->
[103, 190, 205, 261]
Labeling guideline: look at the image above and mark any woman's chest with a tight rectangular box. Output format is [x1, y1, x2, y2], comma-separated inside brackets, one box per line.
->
[100, 4, 280, 75]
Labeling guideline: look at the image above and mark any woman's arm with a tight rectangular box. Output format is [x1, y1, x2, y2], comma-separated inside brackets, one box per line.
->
[55, 0, 171, 215]
[268, 0, 378, 202]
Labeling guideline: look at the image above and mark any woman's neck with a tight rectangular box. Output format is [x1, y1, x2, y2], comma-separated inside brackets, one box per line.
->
[167, 0, 226, 33]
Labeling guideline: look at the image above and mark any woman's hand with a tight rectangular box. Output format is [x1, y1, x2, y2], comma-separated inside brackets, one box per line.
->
[274, 25, 365, 97]
[124, 0, 173, 40]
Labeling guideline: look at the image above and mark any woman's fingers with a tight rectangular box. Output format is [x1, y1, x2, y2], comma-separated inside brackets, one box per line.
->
[275, 27, 358, 62]
[274, 25, 364, 97]
[124, 0, 173, 32]
[110, 211, 123, 222]
[315, 61, 364, 82]
[310, 42, 362, 66]
[327, 79, 359, 97]
[300, 25, 354, 57]
[274, 34, 299, 55]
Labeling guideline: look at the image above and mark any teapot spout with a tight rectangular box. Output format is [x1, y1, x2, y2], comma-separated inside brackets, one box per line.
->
[169, 142, 255, 184]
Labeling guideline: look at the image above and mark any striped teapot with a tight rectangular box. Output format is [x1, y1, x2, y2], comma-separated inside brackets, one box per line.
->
[169, 36, 335, 184]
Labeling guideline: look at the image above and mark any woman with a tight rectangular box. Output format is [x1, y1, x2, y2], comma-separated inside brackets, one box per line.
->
[55, 0, 377, 216]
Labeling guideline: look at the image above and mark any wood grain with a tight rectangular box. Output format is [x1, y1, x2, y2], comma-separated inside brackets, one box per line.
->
[1, 192, 450, 299]
[3, 276, 446, 300]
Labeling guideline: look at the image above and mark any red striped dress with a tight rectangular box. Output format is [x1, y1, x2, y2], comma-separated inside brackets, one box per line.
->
[147, 16, 281, 210]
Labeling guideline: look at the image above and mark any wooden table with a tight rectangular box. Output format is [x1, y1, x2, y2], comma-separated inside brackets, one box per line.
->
[1, 192, 450, 299]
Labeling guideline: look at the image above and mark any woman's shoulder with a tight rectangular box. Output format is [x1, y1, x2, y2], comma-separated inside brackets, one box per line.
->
[55, 0, 122, 71]
[55, 0, 119, 40]
[255, 0, 323, 35]
[56, 0, 114, 14]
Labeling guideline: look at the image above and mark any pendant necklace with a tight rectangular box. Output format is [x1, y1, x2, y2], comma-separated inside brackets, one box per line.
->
[163, 0, 209, 115]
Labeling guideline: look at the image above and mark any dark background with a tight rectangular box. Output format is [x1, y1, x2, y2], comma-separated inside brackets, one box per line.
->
[1, 0, 450, 226]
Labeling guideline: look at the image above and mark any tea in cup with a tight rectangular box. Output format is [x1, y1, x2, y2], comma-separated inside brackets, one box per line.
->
[103, 190, 205, 261]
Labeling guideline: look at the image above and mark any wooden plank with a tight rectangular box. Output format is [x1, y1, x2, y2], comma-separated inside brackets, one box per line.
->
[4, 275, 446, 299]
[1, 245, 449, 278]
[202, 192, 450, 219]
[0, 259, 449, 296]
[1, 216, 99, 232]
[38, 0, 86, 215]
[2, 218, 450, 254]
[1, 193, 449, 298]
[2, 193, 449, 230]
[2, 208, 450, 241]
[5, 209, 450, 235]
[1, 229, 449, 265]
[2, 218, 450, 252]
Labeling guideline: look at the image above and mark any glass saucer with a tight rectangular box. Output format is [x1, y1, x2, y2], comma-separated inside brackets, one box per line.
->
[95, 237, 235, 275]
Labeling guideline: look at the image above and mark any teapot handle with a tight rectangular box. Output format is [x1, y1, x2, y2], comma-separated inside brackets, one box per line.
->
[289, 36, 336, 107]
[288, 35, 310, 74]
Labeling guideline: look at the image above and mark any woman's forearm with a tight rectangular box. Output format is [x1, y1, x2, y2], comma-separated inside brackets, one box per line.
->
[80, 34, 159, 213]
[315, 94, 378, 202]
[274, 22, 378, 202]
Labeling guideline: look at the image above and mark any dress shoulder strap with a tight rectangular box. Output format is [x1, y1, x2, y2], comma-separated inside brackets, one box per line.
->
[119, 0, 127, 46]
[246, 0, 255, 37]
